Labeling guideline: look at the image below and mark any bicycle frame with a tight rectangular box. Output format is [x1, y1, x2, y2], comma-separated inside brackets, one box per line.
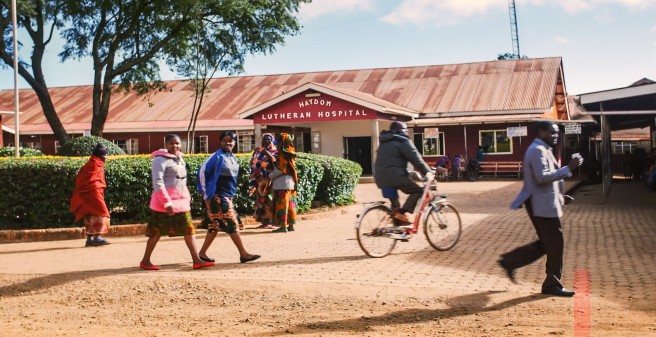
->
[354, 171, 441, 234]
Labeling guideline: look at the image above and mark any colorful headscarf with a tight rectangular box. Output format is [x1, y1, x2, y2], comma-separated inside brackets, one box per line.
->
[249, 134, 278, 188]
[276, 133, 298, 191]
[262, 133, 276, 145]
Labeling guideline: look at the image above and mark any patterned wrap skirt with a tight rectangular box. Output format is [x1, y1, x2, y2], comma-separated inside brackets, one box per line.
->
[205, 195, 242, 234]
[84, 215, 110, 236]
[146, 211, 195, 237]
[253, 177, 274, 225]
[273, 190, 297, 228]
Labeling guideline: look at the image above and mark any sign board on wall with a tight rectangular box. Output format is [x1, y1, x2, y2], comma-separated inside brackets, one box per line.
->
[564, 124, 581, 135]
[507, 126, 527, 137]
[252, 92, 377, 124]
[424, 128, 439, 138]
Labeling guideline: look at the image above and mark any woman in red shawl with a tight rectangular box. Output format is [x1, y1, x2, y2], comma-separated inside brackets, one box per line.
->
[248, 133, 277, 229]
[269, 133, 298, 233]
[70, 143, 111, 247]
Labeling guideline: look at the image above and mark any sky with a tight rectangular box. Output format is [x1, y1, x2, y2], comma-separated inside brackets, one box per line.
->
[1, 0, 656, 95]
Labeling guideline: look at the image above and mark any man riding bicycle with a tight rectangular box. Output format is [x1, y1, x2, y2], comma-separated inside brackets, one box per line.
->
[374, 121, 434, 225]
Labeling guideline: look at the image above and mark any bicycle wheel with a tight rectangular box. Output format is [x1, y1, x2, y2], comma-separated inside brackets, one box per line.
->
[424, 201, 462, 251]
[356, 205, 397, 258]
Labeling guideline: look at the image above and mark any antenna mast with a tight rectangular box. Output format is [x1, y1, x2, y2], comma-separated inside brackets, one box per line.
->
[508, 0, 520, 59]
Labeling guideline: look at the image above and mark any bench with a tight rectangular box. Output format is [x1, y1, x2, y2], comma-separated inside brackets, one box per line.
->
[478, 161, 523, 178]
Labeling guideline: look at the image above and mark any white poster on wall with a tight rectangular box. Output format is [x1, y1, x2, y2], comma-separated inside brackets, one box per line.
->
[507, 126, 527, 137]
[424, 128, 439, 138]
[564, 124, 581, 135]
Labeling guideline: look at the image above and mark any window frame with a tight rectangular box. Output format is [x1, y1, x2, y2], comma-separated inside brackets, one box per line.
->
[113, 138, 139, 155]
[236, 130, 255, 153]
[413, 132, 445, 157]
[479, 129, 513, 155]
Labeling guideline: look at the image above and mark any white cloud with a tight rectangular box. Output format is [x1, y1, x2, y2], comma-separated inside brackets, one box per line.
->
[381, 0, 504, 26]
[299, 0, 375, 20]
[650, 25, 656, 33]
[379, 0, 656, 26]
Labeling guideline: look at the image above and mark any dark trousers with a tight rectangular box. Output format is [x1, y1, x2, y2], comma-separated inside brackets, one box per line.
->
[501, 199, 564, 290]
[397, 181, 423, 214]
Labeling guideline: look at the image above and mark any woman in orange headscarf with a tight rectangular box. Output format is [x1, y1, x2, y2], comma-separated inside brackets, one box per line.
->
[269, 133, 298, 233]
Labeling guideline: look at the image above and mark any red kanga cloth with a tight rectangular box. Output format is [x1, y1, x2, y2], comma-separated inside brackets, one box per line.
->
[70, 156, 110, 223]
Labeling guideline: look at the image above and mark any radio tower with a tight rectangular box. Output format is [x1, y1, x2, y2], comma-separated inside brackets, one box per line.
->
[508, 0, 521, 59]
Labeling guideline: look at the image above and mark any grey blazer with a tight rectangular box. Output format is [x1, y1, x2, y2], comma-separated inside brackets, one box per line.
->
[510, 138, 571, 218]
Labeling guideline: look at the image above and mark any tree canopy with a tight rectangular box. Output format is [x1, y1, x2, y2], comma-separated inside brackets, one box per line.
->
[1, 0, 310, 140]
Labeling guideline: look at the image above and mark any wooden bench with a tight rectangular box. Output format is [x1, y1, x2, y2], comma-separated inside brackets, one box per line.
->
[478, 161, 523, 178]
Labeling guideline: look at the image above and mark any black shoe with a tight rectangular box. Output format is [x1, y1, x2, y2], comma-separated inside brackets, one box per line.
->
[541, 287, 575, 297]
[240, 254, 261, 264]
[199, 255, 215, 263]
[497, 260, 517, 284]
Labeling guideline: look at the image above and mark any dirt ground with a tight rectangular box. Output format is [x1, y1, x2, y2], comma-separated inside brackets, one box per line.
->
[0, 273, 653, 337]
[1, 180, 655, 336]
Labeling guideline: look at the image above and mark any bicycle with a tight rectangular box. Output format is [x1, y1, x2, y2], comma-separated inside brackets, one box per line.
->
[355, 171, 462, 258]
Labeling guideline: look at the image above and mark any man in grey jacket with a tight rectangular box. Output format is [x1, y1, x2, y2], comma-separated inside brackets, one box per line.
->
[498, 121, 583, 297]
[374, 121, 433, 224]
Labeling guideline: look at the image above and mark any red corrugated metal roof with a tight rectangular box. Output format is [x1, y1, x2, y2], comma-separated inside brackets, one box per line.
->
[0, 57, 565, 134]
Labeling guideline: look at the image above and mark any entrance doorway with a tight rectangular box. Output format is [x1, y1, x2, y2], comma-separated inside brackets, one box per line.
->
[344, 136, 372, 175]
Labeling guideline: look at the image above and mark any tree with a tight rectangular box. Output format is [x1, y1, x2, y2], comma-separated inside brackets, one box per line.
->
[63, 0, 310, 137]
[170, 0, 310, 153]
[497, 52, 528, 60]
[0, 0, 70, 143]
[1, 0, 310, 139]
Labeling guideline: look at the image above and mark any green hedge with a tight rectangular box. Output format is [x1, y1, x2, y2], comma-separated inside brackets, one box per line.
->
[298, 153, 362, 206]
[57, 136, 126, 156]
[0, 147, 45, 157]
[0, 152, 359, 230]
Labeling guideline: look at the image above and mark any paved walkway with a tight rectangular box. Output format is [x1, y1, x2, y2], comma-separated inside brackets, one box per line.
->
[0, 178, 654, 306]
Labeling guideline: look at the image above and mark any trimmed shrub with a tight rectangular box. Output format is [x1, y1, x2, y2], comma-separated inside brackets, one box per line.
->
[0, 152, 349, 230]
[0, 147, 45, 157]
[298, 153, 362, 206]
[57, 136, 125, 156]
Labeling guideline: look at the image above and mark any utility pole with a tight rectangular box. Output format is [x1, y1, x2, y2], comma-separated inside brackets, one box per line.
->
[508, 0, 521, 59]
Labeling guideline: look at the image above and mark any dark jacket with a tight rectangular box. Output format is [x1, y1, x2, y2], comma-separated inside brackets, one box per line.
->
[374, 130, 431, 188]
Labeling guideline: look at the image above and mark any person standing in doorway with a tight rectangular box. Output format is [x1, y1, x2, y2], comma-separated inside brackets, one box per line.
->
[196, 131, 261, 263]
[70, 143, 111, 247]
[270, 133, 298, 233]
[498, 121, 583, 297]
[139, 134, 214, 270]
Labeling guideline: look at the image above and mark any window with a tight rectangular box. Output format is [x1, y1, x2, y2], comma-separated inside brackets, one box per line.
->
[294, 132, 304, 153]
[113, 139, 139, 154]
[54, 141, 61, 154]
[479, 130, 512, 154]
[612, 141, 637, 154]
[236, 130, 254, 153]
[24, 142, 41, 150]
[194, 135, 209, 153]
[413, 132, 445, 156]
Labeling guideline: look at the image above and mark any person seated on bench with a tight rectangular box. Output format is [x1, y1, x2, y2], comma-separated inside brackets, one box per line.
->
[434, 155, 451, 175]
[452, 154, 465, 178]
[374, 121, 433, 225]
